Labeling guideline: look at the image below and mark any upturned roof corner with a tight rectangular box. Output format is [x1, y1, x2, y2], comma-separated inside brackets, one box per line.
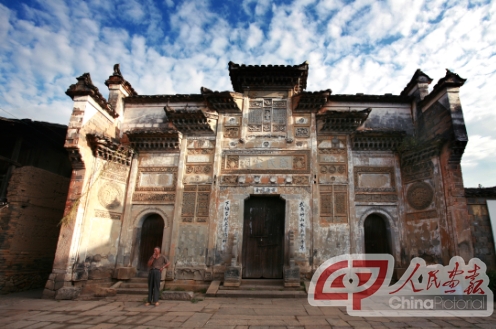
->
[66, 73, 118, 118]
[401, 69, 433, 96]
[105, 64, 138, 96]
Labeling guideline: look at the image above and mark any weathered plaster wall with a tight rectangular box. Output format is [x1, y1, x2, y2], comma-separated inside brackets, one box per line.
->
[467, 198, 496, 270]
[0, 166, 69, 293]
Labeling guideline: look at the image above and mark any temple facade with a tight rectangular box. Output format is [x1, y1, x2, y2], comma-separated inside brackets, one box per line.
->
[43, 62, 485, 298]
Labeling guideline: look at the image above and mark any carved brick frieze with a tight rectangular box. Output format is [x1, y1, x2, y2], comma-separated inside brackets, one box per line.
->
[405, 209, 438, 221]
[402, 160, 434, 183]
[94, 209, 121, 220]
[87, 134, 134, 166]
[221, 150, 310, 174]
[293, 176, 309, 185]
[222, 176, 238, 184]
[224, 127, 240, 138]
[295, 127, 309, 138]
[318, 137, 347, 184]
[132, 193, 175, 203]
[126, 128, 181, 151]
[320, 185, 348, 224]
[354, 167, 396, 193]
[185, 165, 212, 175]
[355, 194, 398, 202]
[406, 181, 434, 210]
[135, 167, 177, 191]
[351, 131, 405, 151]
[317, 108, 371, 133]
[164, 106, 218, 136]
[293, 90, 331, 112]
[319, 164, 346, 175]
[248, 124, 262, 132]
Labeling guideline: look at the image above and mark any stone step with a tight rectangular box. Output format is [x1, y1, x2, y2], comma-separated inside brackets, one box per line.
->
[120, 283, 148, 289]
[215, 289, 307, 298]
[219, 284, 304, 291]
[116, 287, 148, 295]
[240, 279, 284, 286]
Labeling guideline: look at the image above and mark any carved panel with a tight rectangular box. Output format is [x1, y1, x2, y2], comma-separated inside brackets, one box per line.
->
[185, 165, 212, 174]
[224, 116, 241, 126]
[272, 108, 286, 124]
[249, 100, 263, 108]
[405, 210, 437, 221]
[273, 100, 287, 108]
[248, 124, 262, 132]
[132, 193, 175, 203]
[293, 176, 309, 185]
[320, 185, 348, 224]
[295, 127, 309, 137]
[222, 150, 310, 174]
[222, 176, 238, 184]
[355, 194, 398, 202]
[98, 182, 123, 210]
[140, 155, 178, 167]
[248, 109, 263, 124]
[224, 127, 239, 138]
[264, 99, 272, 107]
[182, 192, 197, 216]
[319, 164, 346, 175]
[406, 182, 434, 210]
[354, 167, 396, 193]
[136, 167, 177, 192]
[273, 125, 286, 132]
[263, 123, 271, 132]
[196, 193, 210, 217]
[182, 217, 193, 222]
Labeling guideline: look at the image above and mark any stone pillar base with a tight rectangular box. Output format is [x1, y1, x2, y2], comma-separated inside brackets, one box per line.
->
[113, 267, 137, 280]
[223, 266, 242, 287]
[284, 266, 300, 288]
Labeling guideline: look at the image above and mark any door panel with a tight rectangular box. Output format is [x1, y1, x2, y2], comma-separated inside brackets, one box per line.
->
[364, 214, 391, 254]
[138, 214, 164, 271]
[242, 196, 285, 279]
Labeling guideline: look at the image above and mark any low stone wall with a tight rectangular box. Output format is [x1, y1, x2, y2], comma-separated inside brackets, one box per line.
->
[0, 166, 69, 293]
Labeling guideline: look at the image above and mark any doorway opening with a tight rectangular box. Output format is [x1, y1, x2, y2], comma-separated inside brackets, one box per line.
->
[242, 196, 285, 279]
[138, 214, 164, 272]
[364, 214, 392, 254]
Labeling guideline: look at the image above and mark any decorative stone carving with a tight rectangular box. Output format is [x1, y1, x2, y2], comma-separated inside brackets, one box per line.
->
[132, 193, 175, 203]
[98, 182, 123, 210]
[226, 156, 239, 169]
[221, 150, 310, 174]
[222, 176, 238, 184]
[292, 176, 308, 185]
[248, 124, 262, 132]
[407, 182, 434, 210]
[319, 164, 346, 174]
[185, 165, 212, 174]
[273, 124, 286, 132]
[295, 127, 309, 137]
[224, 127, 239, 138]
[355, 194, 398, 202]
[136, 167, 177, 192]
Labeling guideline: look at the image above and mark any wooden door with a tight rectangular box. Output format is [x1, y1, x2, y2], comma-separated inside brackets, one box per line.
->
[364, 214, 391, 254]
[138, 214, 164, 270]
[242, 196, 285, 279]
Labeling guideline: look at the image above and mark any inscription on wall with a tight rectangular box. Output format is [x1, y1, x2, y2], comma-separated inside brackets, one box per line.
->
[298, 201, 306, 252]
[136, 167, 177, 192]
[354, 167, 396, 193]
[221, 150, 310, 174]
[221, 200, 230, 250]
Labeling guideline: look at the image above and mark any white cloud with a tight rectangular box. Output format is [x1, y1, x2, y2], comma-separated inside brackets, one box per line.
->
[0, 0, 495, 186]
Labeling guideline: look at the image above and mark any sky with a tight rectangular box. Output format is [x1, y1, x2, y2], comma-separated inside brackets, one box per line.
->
[0, 0, 495, 187]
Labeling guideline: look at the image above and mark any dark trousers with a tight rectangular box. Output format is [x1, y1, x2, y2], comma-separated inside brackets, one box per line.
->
[148, 269, 161, 303]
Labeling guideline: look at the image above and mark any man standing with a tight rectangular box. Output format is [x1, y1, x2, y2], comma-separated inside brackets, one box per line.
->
[146, 247, 170, 306]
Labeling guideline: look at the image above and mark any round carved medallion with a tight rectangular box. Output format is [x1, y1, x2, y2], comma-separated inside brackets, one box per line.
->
[98, 182, 123, 210]
[407, 182, 434, 210]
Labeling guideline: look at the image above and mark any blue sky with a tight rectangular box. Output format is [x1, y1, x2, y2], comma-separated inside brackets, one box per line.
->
[0, 0, 495, 187]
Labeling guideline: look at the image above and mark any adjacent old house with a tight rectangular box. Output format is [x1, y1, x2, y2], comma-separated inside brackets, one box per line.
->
[0, 117, 71, 293]
[42, 62, 495, 299]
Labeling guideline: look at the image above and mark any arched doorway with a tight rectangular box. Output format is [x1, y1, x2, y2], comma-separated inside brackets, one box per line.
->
[364, 214, 391, 254]
[138, 214, 164, 271]
[242, 196, 285, 279]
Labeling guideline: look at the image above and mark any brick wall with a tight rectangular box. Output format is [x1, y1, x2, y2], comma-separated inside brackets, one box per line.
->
[0, 166, 69, 293]
[466, 198, 496, 270]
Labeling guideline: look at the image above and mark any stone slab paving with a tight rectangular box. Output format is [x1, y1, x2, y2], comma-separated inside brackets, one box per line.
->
[0, 289, 495, 328]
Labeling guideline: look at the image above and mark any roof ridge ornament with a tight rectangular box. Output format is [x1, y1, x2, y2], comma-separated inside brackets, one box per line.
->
[105, 63, 138, 96]
[66, 73, 118, 118]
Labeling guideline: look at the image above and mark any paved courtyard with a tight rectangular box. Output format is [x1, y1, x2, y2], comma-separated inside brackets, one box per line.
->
[0, 289, 495, 329]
